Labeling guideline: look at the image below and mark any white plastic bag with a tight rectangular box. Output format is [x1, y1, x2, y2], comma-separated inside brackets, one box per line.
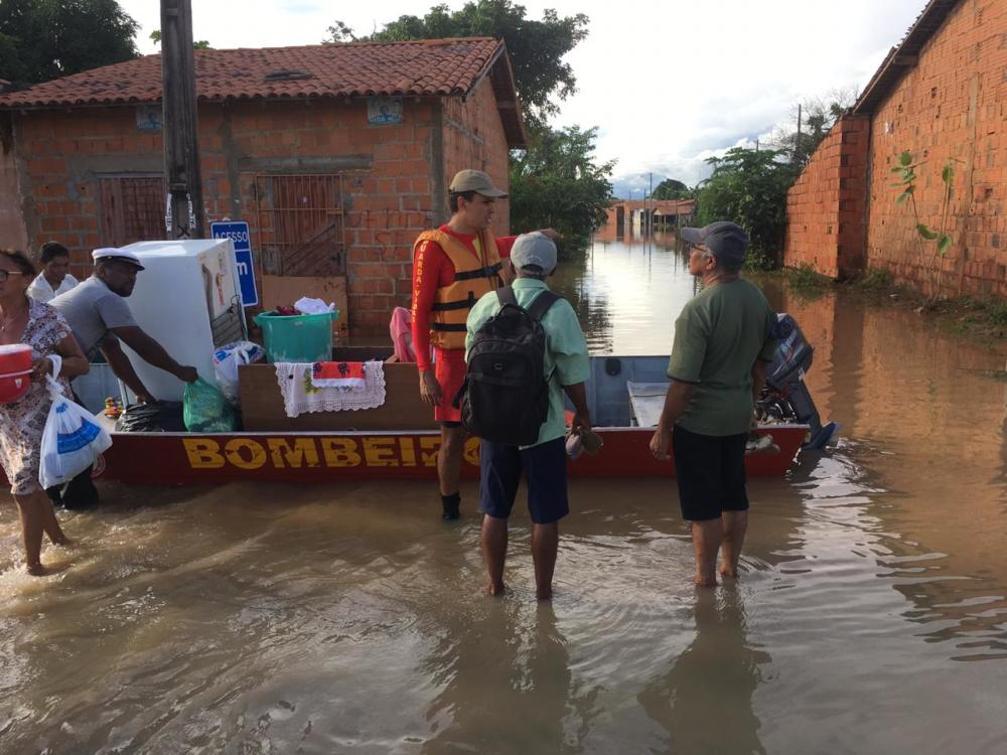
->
[212, 340, 265, 403]
[38, 355, 113, 489]
[293, 296, 336, 315]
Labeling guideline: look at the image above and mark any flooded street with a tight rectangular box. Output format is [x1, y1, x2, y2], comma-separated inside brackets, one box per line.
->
[3, 236, 1007, 753]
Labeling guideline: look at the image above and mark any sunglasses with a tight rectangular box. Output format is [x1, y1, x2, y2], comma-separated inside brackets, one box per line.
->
[0, 270, 27, 282]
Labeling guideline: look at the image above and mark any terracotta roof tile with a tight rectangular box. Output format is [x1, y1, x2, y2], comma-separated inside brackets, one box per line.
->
[0, 37, 505, 108]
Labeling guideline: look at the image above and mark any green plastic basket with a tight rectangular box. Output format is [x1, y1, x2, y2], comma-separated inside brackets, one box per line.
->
[253, 310, 339, 364]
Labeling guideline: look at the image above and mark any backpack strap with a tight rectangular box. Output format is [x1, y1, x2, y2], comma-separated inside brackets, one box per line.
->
[526, 290, 560, 321]
[496, 286, 518, 308]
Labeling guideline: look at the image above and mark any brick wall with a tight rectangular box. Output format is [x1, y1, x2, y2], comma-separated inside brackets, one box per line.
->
[440, 80, 511, 237]
[783, 115, 870, 278]
[866, 0, 1007, 297]
[0, 118, 29, 251]
[0, 77, 513, 333]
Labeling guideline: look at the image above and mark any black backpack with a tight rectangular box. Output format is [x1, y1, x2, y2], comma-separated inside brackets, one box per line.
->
[457, 286, 560, 445]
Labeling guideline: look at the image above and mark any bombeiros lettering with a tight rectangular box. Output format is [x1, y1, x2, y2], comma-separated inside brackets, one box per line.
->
[181, 436, 483, 471]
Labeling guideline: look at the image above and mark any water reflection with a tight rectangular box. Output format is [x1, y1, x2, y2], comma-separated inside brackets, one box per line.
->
[422, 602, 574, 754]
[552, 234, 694, 355]
[638, 590, 768, 754]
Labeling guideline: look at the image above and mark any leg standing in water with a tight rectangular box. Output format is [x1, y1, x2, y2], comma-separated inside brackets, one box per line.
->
[14, 491, 69, 575]
[437, 422, 466, 520]
[650, 222, 778, 587]
[410, 170, 517, 522]
[479, 436, 572, 600]
[411, 171, 558, 521]
[481, 511, 509, 595]
[0, 249, 90, 575]
[466, 233, 590, 600]
[720, 510, 748, 579]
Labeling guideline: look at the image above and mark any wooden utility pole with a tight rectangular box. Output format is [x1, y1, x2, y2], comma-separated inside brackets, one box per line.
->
[161, 0, 205, 238]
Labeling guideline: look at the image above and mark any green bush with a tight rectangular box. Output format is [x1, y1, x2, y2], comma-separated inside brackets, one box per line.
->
[509, 125, 614, 256]
[695, 148, 796, 267]
[854, 268, 894, 290]
[787, 263, 830, 289]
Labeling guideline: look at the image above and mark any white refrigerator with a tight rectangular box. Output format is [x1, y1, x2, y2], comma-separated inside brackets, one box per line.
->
[117, 238, 247, 402]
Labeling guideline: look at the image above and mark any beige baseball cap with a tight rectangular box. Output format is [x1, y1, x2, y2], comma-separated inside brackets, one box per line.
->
[449, 169, 508, 198]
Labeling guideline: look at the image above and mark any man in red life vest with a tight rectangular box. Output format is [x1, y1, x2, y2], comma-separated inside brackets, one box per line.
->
[411, 169, 555, 520]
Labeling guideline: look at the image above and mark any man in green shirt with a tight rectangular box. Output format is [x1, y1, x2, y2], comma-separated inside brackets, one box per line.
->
[650, 221, 777, 587]
[466, 232, 591, 600]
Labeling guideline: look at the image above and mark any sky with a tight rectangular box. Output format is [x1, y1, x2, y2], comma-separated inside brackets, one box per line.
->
[121, 0, 926, 196]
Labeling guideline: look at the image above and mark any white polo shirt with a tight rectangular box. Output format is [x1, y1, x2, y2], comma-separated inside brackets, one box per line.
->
[27, 272, 79, 303]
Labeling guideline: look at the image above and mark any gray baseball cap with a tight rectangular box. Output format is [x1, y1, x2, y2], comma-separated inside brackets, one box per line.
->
[511, 232, 557, 273]
[449, 169, 508, 198]
[680, 221, 749, 268]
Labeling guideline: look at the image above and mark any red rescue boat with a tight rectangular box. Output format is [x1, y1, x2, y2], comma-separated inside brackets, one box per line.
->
[86, 352, 812, 486]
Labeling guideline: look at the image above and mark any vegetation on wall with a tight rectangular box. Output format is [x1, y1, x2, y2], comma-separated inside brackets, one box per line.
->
[891, 149, 959, 301]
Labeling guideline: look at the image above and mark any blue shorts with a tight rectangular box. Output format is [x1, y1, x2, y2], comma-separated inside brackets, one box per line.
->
[479, 437, 569, 524]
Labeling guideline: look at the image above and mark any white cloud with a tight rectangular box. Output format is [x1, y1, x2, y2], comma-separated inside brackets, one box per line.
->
[121, 0, 925, 191]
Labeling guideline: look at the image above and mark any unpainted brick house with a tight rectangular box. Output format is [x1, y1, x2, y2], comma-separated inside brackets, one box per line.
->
[0, 38, 525, 332]
[785, 0, 1007, 297]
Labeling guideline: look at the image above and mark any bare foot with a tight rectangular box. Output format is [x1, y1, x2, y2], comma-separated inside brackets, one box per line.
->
[536, 588, 553, 601]
[485, 581, 506, 596]
[694, 574, 718, 588]
[51, 535, 75, 547]
[719, 564, 738, 579]
[25, 562, 47, 577]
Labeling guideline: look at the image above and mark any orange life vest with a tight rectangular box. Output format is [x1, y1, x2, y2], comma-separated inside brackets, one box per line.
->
[414, 229, 503, 350]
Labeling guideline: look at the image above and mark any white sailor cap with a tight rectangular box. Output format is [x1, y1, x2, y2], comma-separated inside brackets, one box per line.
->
[92, 247, 145, 270]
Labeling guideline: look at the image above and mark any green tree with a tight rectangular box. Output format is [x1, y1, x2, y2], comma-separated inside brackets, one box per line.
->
[0, 0, 138, 86]
[652, 178, 692, 200]
[696, 147, 796, 265]
[326, 0, 589, 123]
[509, 126, 614, 254]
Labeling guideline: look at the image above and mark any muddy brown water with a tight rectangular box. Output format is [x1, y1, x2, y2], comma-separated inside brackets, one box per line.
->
[2, 236, 1006, 753]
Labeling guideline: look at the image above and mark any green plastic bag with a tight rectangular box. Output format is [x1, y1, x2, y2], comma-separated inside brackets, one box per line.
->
[183, 378, 237, 433]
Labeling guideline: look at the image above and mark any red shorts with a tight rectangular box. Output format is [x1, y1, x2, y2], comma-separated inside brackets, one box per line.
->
[433, 348, 466, 424]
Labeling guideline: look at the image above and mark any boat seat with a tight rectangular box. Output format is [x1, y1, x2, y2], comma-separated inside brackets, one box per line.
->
[626, 381, 670, 428]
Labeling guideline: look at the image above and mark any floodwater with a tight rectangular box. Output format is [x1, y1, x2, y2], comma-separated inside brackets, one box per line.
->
[3, 234, 1007, 753]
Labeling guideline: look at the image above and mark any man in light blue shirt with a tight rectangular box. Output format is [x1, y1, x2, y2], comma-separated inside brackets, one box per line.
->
[465, 232, 590, 600]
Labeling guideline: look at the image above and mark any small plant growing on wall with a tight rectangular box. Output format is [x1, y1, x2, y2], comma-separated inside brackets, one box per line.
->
[891, 150, 959, 302]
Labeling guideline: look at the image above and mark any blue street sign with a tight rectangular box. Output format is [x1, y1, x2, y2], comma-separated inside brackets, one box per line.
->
[210, 220, 259, 307]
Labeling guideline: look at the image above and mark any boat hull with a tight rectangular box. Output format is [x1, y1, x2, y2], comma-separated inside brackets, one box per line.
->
[98, 424, 808, 485]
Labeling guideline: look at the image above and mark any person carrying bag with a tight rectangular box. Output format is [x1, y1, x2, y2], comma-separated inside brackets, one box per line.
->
[39, 354, 112, 490]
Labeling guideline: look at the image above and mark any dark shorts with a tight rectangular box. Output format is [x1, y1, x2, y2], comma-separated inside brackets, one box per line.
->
[479, 437, 569, 524]
[673, 425, 749, 522]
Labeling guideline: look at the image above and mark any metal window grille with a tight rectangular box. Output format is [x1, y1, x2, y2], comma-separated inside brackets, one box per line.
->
[253, 174, 347, 277]
[97, 175, 166, 247]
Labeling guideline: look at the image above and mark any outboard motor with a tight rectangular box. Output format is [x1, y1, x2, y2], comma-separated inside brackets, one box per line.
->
[758, 314, 837, 449]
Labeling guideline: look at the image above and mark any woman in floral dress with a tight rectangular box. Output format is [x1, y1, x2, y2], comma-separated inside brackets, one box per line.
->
[0, 250, 89, 575]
